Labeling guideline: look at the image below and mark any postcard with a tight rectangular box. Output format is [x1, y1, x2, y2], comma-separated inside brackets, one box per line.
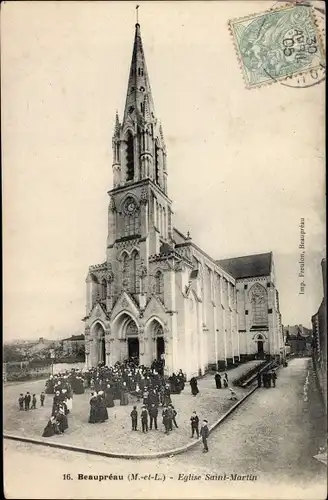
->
[2, 1, 326, 499]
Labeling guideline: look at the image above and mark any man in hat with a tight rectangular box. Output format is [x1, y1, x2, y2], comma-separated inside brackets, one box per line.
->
[18, 394, 24, 411]
[148, 404, 158, 430]
[169, 404, 178, 428]
[24, 392, 31, 411]
[141, 405, 148, 433]
[200, 419, 209, 453]
[190, 411, 199, 438]
[40, 392, 46, 407]
[130, 406, 138, 431]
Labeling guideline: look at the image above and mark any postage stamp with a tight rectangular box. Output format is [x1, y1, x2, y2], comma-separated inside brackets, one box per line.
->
[229, 3, 326, 89]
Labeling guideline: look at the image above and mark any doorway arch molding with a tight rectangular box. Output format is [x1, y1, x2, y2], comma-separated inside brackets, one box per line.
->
[111, 310, 140, 340]
[90, 320, 107, 365]
[145, 316, 167, 361]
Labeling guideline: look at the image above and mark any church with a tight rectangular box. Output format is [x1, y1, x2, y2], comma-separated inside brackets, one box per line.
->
[83, 22, 285, 378]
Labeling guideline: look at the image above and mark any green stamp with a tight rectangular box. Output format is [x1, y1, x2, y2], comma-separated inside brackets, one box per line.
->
[229, 4, 325, 88]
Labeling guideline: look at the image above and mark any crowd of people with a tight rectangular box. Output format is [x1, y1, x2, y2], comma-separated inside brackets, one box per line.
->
[257, 369, 278, 388]
[16, 359, 247, 453]
[18, 392, 45, 410]
[36, 360, 188, 436]
[214, 372, 229, 389]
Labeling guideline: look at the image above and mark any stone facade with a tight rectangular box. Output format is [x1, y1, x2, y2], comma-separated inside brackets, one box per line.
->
[83, 23, 284, 379]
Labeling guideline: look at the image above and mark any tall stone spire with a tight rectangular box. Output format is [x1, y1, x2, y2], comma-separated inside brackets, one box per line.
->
[123, 23, 156, 123]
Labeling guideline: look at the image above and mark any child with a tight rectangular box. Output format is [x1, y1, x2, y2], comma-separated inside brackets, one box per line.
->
[40, 392, 45, 407]
[18, 394, 24, 410]
[130, 406, 138, 431]
[228, 388, 238, 401]
[31, 394, 37, 409]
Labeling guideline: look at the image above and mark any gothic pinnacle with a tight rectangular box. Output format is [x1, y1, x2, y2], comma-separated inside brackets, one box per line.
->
[114, 111, 120, 136]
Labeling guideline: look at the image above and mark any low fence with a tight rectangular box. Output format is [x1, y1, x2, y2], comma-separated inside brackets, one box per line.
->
[4, 360, 85, 382]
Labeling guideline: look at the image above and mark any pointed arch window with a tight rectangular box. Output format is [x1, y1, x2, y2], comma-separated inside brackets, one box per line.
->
[250, 284, 268, 327]
[131, 251, 140, 294]
[122, 253, 130, 289]
[126, 131, 134, 181]
[155, 270, 164, 299]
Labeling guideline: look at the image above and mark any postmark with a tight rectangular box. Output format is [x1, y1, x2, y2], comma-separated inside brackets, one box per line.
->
[229, 3, 325, 89]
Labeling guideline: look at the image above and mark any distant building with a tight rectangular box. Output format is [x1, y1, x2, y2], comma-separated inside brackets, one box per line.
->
[283, 324, 312, 356]
[312, 258, 327, 410]
[61, 335, 85, 357]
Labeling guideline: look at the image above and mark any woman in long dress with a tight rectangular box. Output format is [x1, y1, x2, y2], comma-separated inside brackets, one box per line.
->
[75, 376, 85, 394]
[56, 407, 69, 433]
[97, 392, 109, 422]
[42, 416, 57, 437]
[88, 392, 98, 423]
[105, 384, 115, 408]
[190, 377, 199, 396]
[120, 382, 129, 406]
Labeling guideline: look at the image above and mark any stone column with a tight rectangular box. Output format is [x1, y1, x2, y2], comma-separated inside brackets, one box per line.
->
[138, 328, 144, 365]
[105, 328, 111, 366]
[84, 326, 91, 369]
[164, 330, 173, 376]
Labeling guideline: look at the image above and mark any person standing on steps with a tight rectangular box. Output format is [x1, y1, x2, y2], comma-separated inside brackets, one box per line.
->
[223, 373, 228, 388]
[200, 419, 209, 453]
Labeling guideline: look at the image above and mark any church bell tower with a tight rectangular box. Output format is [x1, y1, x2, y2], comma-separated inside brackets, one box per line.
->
[106, 22, 173, 305]
[112, 23, 167, 191]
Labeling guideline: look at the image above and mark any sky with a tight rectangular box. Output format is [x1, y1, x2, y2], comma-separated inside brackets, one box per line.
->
[2, 1, 325, 341]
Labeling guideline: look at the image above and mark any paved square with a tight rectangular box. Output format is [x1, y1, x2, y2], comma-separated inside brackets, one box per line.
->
[4, 362, 261, 455]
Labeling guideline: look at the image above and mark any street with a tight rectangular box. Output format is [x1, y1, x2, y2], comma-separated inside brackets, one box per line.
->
[4, 358, 326, 499]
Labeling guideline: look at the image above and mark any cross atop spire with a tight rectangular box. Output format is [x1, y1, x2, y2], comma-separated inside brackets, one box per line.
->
[123, 21, 156, 124]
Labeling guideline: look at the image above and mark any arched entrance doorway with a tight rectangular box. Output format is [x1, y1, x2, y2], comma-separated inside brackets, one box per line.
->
[111, 312, 140, 364]
[125, 319, 139, 361]
[148, 320, 165, 360]
[256, 335, 264, 359]
[91, 322, 106, 366]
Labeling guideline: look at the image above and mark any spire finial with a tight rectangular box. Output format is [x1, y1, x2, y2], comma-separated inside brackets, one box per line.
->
[136, 5, 140, 25]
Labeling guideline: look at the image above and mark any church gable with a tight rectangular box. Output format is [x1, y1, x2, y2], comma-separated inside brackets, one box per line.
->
[111, 291, 140, 320]
[89, 301, 108, 322]
[143, 295, 167, 322]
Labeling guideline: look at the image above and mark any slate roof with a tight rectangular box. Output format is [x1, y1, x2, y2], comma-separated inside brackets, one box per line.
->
[216, 252, 272, 280]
